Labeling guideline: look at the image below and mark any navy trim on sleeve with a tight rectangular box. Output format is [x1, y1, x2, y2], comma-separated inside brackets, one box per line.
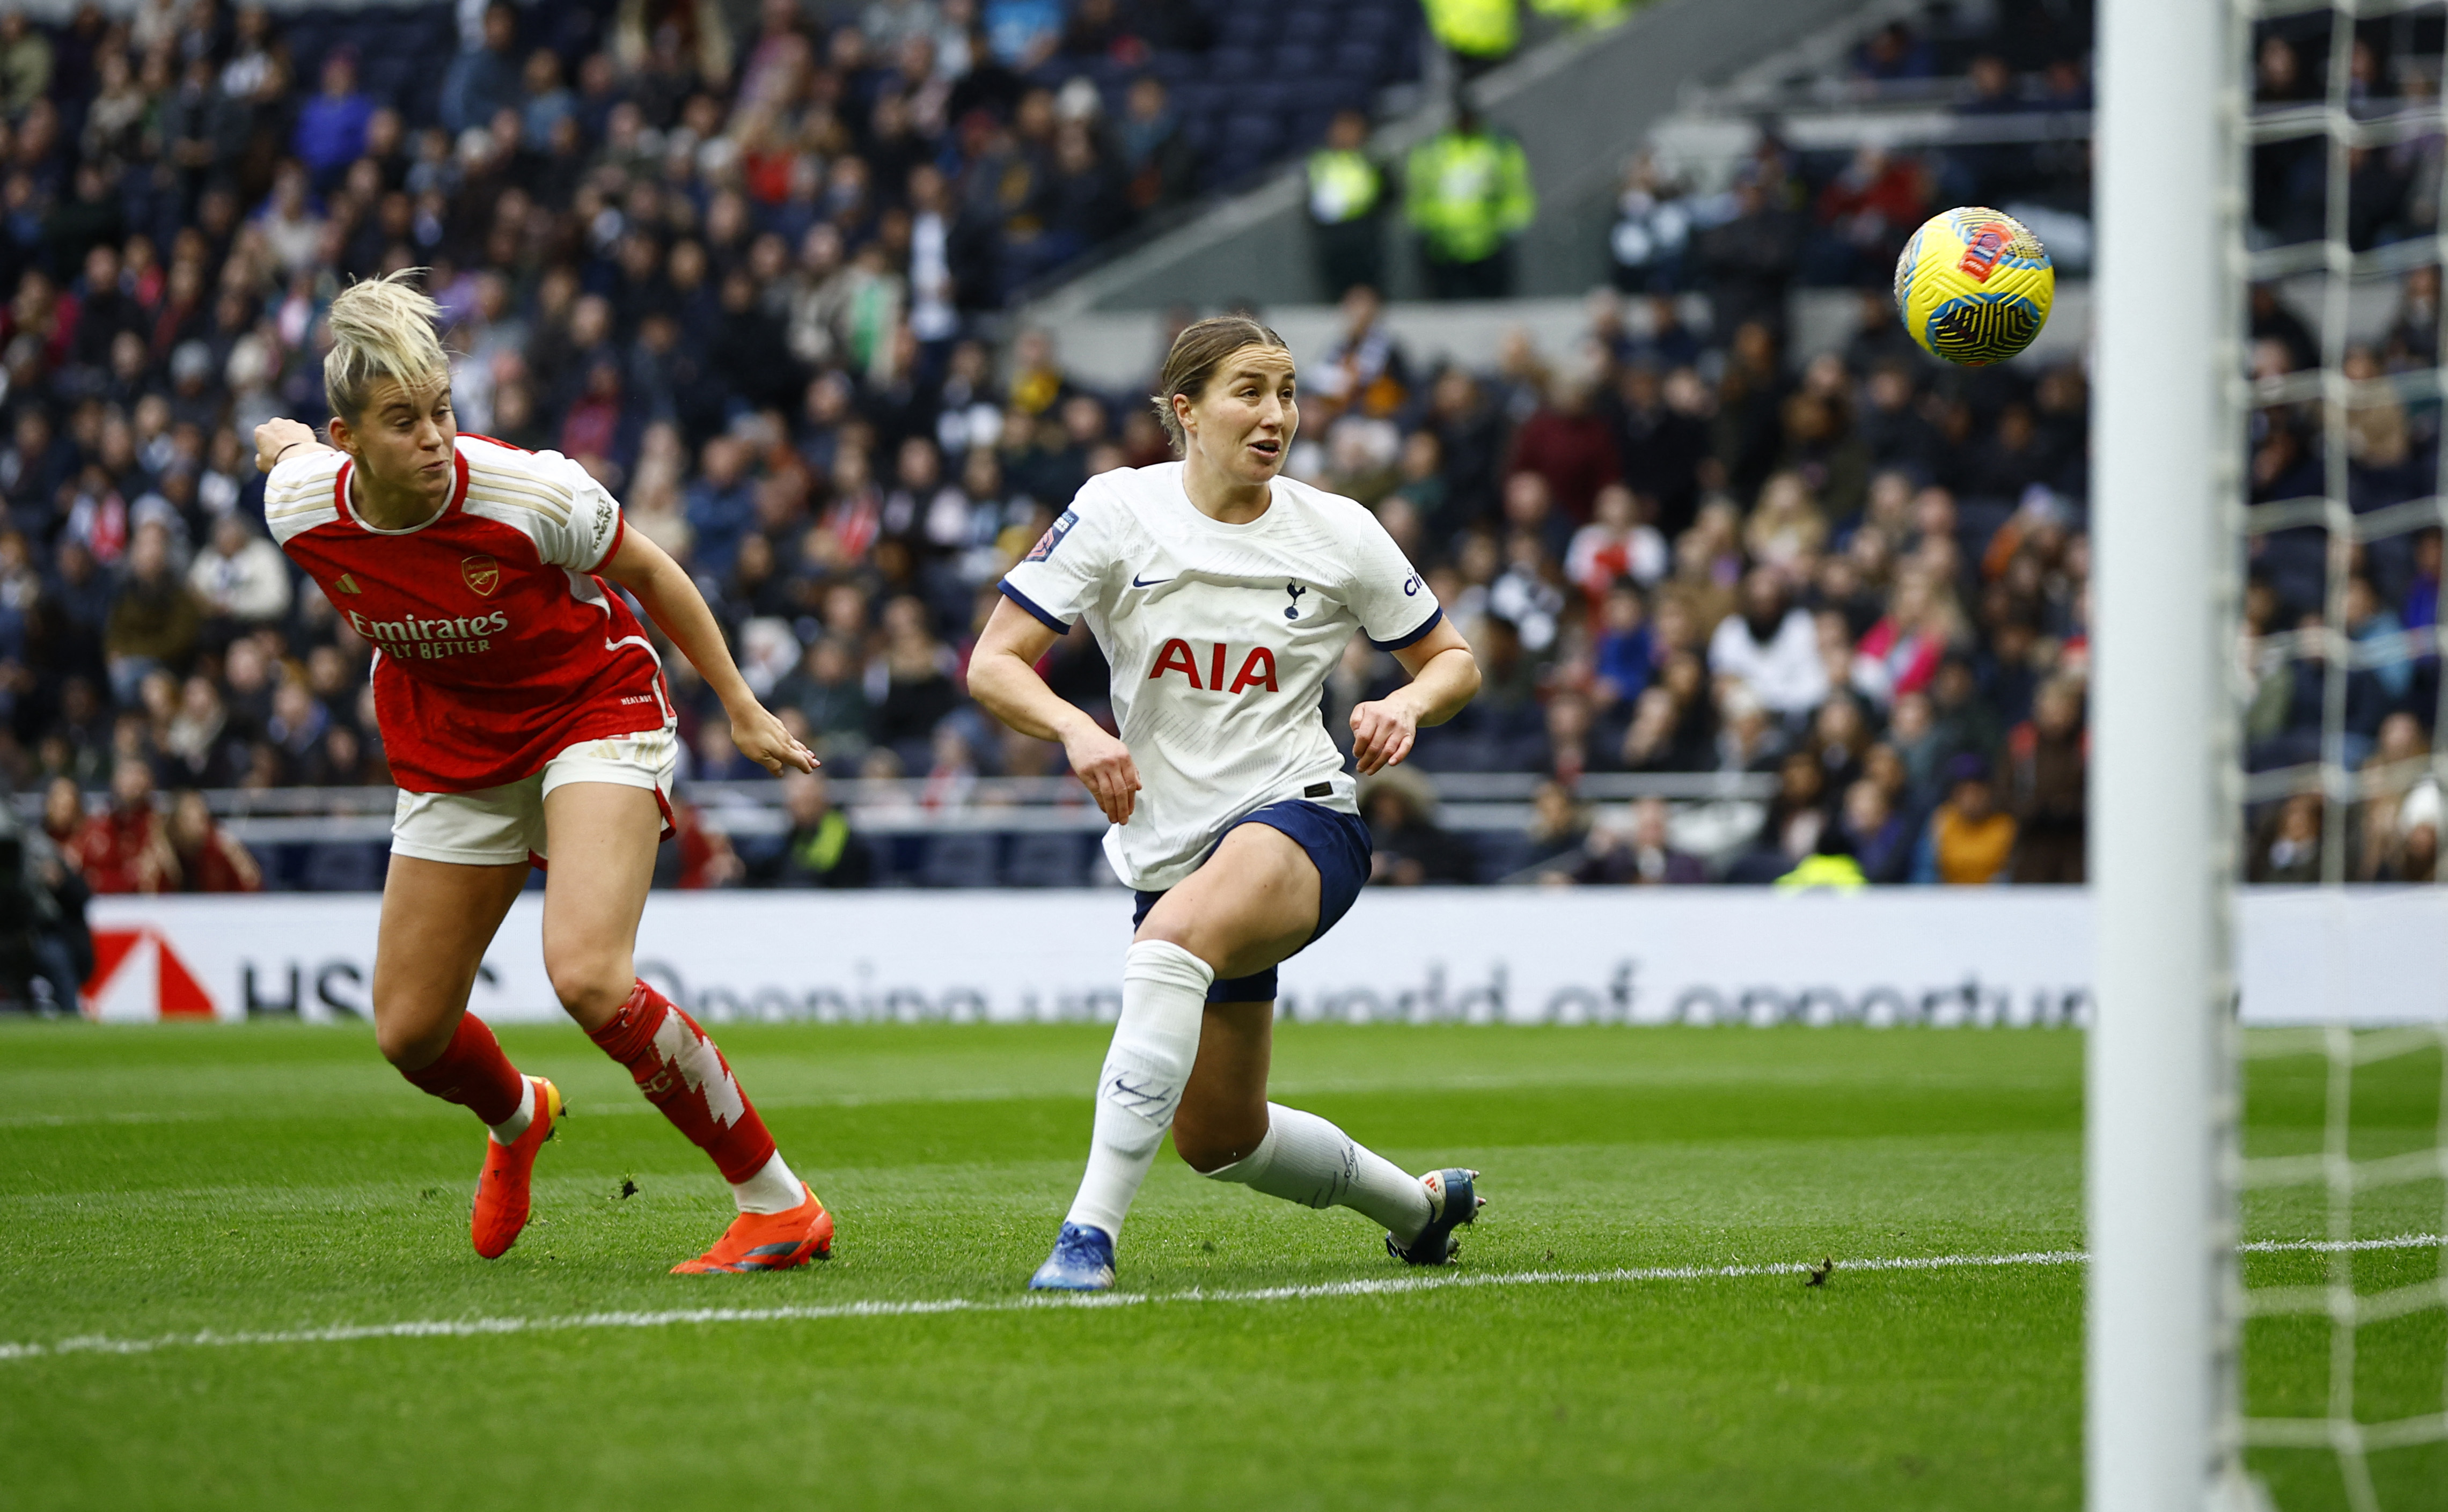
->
[998, 579, 1072, 633]
[1368, 605, 1445, 652]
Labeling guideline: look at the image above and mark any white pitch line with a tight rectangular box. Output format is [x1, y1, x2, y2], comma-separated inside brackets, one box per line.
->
[2239, 1234, 2448, 1254]
[2, 1235, 2439, 1366]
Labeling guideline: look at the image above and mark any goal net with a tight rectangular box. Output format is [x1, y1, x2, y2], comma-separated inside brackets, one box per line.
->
[2095, 2, 2448, 1508]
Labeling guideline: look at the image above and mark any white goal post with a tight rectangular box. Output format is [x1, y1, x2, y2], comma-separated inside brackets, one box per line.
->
[2090, 1, 2247, 1510]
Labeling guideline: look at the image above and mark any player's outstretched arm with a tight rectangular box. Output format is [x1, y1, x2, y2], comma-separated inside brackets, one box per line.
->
[253, 417, 334, 473]
[966, 596, 1141, 824]
[599, 527, 815, 776]
[1350, 619, 1479, 776]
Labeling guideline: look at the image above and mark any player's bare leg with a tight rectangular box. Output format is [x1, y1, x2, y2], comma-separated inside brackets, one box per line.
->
[544, 780, 831, 1272]
[373, 855, 562, 1257]
[1172, 1001, 1272, 1170]
[1137, 821, 1321, 978]
[536, 781, 662, 1036]
[1035, 824, 1469, 1290]
[372, 855, 527, 1068]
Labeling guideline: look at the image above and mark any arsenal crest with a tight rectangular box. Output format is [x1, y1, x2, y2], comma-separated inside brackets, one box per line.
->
[461, 554, 501, 597]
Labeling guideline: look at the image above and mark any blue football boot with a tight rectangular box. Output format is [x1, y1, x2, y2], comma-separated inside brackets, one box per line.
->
[1386, 1168, 1484, 1266]
[1028, 1221, 1117, 1291]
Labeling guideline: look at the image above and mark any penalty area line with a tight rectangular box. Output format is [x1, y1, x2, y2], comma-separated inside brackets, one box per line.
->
[3, 1235, 2438, 1365]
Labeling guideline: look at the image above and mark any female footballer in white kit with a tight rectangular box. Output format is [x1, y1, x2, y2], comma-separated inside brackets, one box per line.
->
[970, 316, 1486, 1291]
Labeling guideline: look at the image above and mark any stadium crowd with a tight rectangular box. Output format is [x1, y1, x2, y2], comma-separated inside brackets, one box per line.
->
[0, 0, 2433, 916]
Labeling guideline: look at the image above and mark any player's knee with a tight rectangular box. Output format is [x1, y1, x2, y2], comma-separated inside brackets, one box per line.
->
[1173, 1115, 1264, 1174]
[375, 1015, 449, 1071]
[1131, 910, 1221, 970]
[1174, 1133, 1236, 1173]
[544, 949, 631, 1025]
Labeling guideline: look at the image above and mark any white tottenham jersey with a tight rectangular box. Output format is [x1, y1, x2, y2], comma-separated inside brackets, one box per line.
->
[1000, 463, 1442, 891]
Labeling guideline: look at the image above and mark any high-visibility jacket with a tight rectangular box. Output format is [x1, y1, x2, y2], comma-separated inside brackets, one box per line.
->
[1403, 127, 1536, 263]
[1423, 0, 1519, 59]
[1775, 854, 1867, 892]
[1307, 148, 1383, 225]
[1530, 0, 1632, 24]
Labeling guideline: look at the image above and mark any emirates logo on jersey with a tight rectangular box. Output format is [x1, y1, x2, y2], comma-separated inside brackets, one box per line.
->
[461, 555, 501, 597]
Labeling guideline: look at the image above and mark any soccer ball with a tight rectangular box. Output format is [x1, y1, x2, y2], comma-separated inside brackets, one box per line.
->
[1892, 207, 2054, 366]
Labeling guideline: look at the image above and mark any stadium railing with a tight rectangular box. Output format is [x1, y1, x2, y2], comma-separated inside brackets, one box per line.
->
[8, 772, 1781, 889]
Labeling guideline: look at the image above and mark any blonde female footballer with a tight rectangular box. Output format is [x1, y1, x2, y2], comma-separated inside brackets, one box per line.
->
[255, 271, 830, 1273]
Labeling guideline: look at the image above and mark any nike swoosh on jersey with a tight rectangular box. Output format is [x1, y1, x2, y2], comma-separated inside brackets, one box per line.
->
[1131, 574, 1174, 587]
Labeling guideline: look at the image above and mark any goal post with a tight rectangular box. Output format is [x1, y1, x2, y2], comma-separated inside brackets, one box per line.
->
[2089, 1, 2246, 1509]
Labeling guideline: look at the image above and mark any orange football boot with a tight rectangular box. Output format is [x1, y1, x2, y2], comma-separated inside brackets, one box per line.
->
[471, 1076, 563, 1259]
[670, 1184, 834, 1274]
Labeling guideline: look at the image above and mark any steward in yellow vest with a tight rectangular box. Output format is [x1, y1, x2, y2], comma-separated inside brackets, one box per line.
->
[1403, 106, 1536, 300]
[1307, 108, 1387, 299]
[1423, 0, 1519, 61]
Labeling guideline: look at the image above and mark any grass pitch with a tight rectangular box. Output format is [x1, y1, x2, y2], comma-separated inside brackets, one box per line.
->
[1, 1021, 2438, 1511]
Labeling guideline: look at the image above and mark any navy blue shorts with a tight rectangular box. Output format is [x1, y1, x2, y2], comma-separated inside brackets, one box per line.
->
[1130, 799, 1372, 1003]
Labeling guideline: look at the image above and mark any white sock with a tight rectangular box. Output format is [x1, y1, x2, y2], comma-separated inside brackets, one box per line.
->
[730, 1150, 805, 1214]
[1204, 1104, 1434, 1243]
[485, 1076, 536, 1146]
[1062, 939, 1213, 1239]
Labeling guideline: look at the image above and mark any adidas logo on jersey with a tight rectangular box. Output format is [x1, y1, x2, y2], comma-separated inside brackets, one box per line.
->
[1148, 638, 1279, 694]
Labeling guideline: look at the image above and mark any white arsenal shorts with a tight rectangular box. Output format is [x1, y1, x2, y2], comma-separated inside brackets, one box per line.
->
[389, 727, 678, 868]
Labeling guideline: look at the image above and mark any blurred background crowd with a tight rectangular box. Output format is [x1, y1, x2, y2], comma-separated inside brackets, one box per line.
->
[0, 0, 2434, 920]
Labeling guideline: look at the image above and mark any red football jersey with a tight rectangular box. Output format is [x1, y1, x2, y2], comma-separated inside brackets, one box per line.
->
[266, 435, 672, 792]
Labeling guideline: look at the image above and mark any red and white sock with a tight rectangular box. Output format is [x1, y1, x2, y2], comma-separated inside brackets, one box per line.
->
[399, 1014, 526, 1129]
[588, 981, 803, 1213]
[487, 1076, 537, 1145]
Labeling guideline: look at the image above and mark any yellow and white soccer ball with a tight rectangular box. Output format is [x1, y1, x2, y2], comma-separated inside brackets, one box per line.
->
[1892, 207, 2054, 366]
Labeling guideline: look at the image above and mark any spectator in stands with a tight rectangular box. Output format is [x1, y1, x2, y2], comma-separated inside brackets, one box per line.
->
[0, 15, 53, 118]
[67, 757, 176, 894]
[1838, 778, 1914, 885]
[1364, 767, 1476, 885]
[1709, 569, 1827, 721]
[773, 636, 872, 765]
[1313, 284, 1410, 415]
[1520, 779, 1591, 872]
[1510, 370, 1619, 523]
[0, 787, 89, 1013]
[1726, 748, 1831, 884]
[1587, 578, 1655, 714]
[162, 675, 246, 789]
[750, 770, 873, 889]
[293, 50, 372, 194]
[872, 594, 959, 766]
[167, 789, 261, 893]
[1307, 108, 1387, 300]
[1118, 75, 1196, 216]
[1808, 146, 1928, 286]
[1608, 153, 1694, 295]
[441, 2, 524, 136]
[659, 798, 747, 891]
[1570, 795, 1704, 885]
[103, 520, 200, 706]
[2388, 780, 2441, 882]
[1695, 175, 1801, 340]
[1853, 20, 1934, 83]
[39, 777, 83, 856]
[1405, 105, 1536, 301]
[2001, 676, 2086, 883]
[2249, 792, 2326, 884]
[1915, 753, 2016, 885]
[187, 514, 290, 631]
